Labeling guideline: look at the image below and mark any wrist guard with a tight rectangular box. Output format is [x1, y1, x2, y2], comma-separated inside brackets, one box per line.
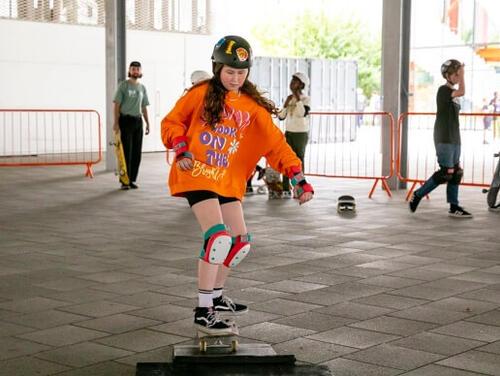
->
[172, 136, 192, 160]
[287, 166, 314, 197]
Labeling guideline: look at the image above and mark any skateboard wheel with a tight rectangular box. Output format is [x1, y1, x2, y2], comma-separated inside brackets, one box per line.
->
[199, 339, 207, 353]
[231, 339, 238, 352]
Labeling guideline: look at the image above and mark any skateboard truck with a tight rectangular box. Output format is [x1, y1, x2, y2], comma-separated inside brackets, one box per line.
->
[337, 195, 356, 213]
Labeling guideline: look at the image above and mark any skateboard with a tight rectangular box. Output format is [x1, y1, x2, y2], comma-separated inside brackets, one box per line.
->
[198, 329, 239, 353]
[110, 132, 129, 186]
[337, 195, 356, 213]
[263, 167, 283, 199]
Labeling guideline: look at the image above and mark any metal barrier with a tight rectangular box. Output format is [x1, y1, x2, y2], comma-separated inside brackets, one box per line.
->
[0, 109, 102, 177]
[397, 112, 500, 200]
[305, 111, 394, 198]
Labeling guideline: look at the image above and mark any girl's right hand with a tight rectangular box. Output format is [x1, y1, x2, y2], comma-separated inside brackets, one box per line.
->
[177, 156, 193, 171]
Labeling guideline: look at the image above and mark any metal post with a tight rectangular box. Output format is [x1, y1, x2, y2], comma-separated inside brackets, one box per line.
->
[105, 0, 126, 171]
[399, 0, 411, 189]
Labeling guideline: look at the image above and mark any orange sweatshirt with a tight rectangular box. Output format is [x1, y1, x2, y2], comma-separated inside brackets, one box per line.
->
[161, 83, 301, 200]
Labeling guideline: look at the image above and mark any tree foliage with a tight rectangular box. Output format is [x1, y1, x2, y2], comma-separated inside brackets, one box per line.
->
[252, 12, 381, 98]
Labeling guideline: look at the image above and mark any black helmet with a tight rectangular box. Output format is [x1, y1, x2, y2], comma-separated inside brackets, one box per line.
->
[441, 59, 461, 78]
[211, 35, 252, 69]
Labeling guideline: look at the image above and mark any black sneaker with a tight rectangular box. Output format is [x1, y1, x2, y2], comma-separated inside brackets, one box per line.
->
[213, 295, 248, 316]
[120, 183, 130, 190]
[409, 192, 422, 213]
[194, 307, 236, 335]
[129, 182, 139, 189]
[449, 205, 473, 218]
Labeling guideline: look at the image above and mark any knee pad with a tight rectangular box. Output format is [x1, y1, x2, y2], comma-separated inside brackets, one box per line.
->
[431, 166, 453, 185]
[450, 165, 463, 185]
[199, 224, 232, 265]
[223, 234, 252, 268]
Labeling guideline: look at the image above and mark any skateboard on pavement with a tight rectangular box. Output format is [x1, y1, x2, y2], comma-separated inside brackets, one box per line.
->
[337, 195, 356, 213]
[110, 132, 129, 186]
[198, 328, 239, 353]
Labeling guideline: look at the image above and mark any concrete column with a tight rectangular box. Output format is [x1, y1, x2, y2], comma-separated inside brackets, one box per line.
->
[105, 0, 126, 171]
[381, 0, 411, 190]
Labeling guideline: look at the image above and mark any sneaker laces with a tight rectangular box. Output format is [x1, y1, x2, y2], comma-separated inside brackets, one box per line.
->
[221, 295, 236, 311]
[206, 308, 223, 326]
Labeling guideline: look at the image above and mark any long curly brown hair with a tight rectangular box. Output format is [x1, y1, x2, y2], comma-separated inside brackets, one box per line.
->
[190, 63, 278, 128]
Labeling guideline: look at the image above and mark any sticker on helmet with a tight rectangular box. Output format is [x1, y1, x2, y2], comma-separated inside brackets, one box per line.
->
[236, 47, 249, 62]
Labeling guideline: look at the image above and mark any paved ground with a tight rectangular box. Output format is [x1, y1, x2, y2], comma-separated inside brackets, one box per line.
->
[0, 153, 499, 376]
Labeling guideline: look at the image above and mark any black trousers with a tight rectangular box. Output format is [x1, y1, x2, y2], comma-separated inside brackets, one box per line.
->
[119, 114, 143, 183]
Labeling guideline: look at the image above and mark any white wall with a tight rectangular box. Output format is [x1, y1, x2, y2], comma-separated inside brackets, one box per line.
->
[0, 19, 215, 152]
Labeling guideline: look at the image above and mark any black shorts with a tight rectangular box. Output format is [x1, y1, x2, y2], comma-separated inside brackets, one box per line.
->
[184, 190, 239, 207]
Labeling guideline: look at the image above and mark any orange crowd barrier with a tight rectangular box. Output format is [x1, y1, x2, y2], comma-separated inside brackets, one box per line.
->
[0, 109, 102, 177]
[305, 111, 395, 198]
[397, 112, 499, 200]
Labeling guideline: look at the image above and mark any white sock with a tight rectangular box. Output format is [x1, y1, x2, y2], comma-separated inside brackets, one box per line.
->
[198, 289, 213, 307]
[213, 287, 223, 299]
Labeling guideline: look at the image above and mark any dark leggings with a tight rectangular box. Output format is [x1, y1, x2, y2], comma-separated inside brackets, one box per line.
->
[185, 190, 239, 207]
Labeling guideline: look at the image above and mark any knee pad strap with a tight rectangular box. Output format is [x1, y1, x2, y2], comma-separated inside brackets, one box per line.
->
[450, 165, 463, 185]
[431, 166, 453, 185]
[223, 233, 252, 268]
[200, 224, 232, 265]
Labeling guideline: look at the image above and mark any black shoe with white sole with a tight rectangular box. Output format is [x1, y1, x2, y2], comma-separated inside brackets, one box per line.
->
[449, 205, 473, 218]
[213, 295, 249, 315]
[194, 306, 236, 335]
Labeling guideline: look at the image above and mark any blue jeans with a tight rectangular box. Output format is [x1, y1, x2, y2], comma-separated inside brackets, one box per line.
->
[415, 143, 461, 206]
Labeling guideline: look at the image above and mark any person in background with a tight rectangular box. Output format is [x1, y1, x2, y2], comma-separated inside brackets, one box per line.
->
[409, 59, 472, 218]
[278, 72, 311, 198]
[113, 61, 150, 190]
[161, 35, 314, 335]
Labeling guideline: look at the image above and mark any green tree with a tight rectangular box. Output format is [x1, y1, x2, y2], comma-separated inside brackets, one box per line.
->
[252, 12, 381, 98]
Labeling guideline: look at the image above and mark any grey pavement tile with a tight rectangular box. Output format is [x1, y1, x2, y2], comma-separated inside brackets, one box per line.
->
[143, 273, 197, 287]
[0, 296, 70, 313]
[62, 271, 140, 284]
[272, 311, 355, 332]
[390, 255, 443, 265]
[228, 287, 291, 303]
[2, 309, 89, 329]
[236, 269, 304, 282]
[250, 298, 322, 315]
[400, 364, 486, 376]
[353, 294, 429, 310]
[42, 288, 121, 304]
[0, 321, 35, 336]
[391, 285, 458, 301]
[74, 314, 161, 334]
[120, 265, 182, 276]
[334, 266, 389, 278]
[17, 324, 108, 346]
[392, 332, 486, 356]
[322, 282, 390, 300]
[35, 341, 132, 367]
[308, 326, 400, 349]
[432, 321, 500, 342]
[153, 282, 199, 298]
[358, 275, 423, 289]
[425, 297, 499, 314]
[389, 267, 455, 281]
[478, 340, 500, 354]
[356, 260, 415, 273]
[0, 336, 51, 360]
[52, 361, 136, 376]
[220, 276, 266, 290]
[389, 306, 473, 324]
[274, 337, 355, 364]
[344, 344, 443, 371]
[293, 272, 360, 286]
[90, 279, 164, 294]
[315, 301, 394, 320]
[95, 329, 187, 352]
[109, 291, 184, 308]
[437, 350, 500, 375]
[259, 279, 327, 293]
[0, 356, 70, 375]
[285, 289, 348, 305]
[58, 301, 140, 317]
[459, 288, 500, 304]
[114, 346, 173, 366]
[323, 358, 403, 376]
[451, 271, 500, 284]
[419, 263, 479, 274]
[351, 316, 436, 336]
[127, 303, 195, 322]
[239, 322, 315, 343]
[336, 241, 391, 250]
[33, 277, 99, 292]
[466, 310, 500, 326]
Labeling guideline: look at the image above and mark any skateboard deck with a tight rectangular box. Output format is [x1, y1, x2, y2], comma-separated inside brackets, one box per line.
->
[111, 132, 129, 186]
[337, 195, 356, 213]
[197, 329, 239, 353]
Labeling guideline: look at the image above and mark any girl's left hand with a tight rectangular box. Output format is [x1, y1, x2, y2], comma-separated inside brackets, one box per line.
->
[298, 191, 313, 205]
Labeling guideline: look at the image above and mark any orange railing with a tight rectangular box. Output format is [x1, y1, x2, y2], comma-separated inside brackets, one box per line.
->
[0, 109, 102, 177]
[305, 111, 395, 198]
[397, 112, 499, 200]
